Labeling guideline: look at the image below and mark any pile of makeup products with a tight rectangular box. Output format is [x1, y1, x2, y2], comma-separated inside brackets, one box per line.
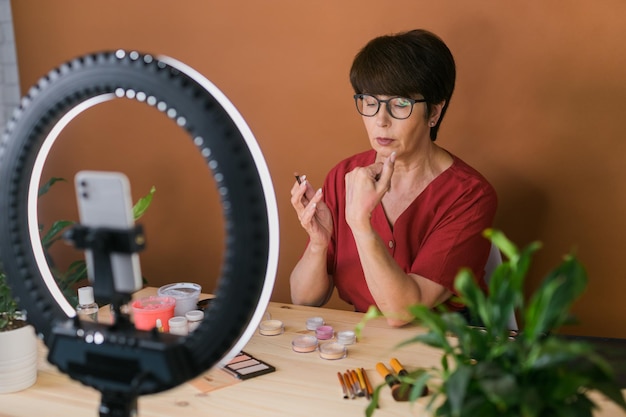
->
[336, 359, 425, 402]
[257, 314, 356, 360]
[337, 358, 428, 401]
[294, 316, 357, 360]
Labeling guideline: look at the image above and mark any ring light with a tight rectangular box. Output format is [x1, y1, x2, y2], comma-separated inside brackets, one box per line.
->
[0, 50, 278, 415]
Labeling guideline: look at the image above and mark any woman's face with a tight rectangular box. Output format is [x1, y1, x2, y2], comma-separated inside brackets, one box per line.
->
[360, 95, 440, 160]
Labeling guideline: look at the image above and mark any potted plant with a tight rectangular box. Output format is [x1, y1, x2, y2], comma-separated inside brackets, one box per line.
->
[0, 265, 38, 394]
[359, 229, 626, 417]
[0, 177, 155, 394]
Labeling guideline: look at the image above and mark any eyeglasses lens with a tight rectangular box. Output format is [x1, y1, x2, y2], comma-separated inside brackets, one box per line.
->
[355, 95, 413, 119]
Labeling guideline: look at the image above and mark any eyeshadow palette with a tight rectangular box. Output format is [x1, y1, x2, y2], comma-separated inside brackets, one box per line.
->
[221, 351, 276, 380]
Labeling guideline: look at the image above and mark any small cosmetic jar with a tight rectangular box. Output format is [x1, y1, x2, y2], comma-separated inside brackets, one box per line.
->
[168, 316, 188, 336]
[291, 335, 318, 353]
[319, 342, 347, 360]
[306, 316, 324, 331]
[259, 319, 284, 336]
[315, 325, 334, 340]
[337, 330, 356, 345]
[131, 296, 176, 332]
[185, 309, 204, 332]
[157, 282, 202, 317]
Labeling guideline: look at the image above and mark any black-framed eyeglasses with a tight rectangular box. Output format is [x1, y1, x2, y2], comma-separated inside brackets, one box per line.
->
[353, 94, 426, 120]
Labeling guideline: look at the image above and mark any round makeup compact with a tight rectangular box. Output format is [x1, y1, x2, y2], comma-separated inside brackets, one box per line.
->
[291, 335, 318, 353]
[305, 316, 324, 331]
[337, 330, 356, 345]
[258, 319, 284, 336]
[315, 325, 334, 340]
[319, 342, 347, 360]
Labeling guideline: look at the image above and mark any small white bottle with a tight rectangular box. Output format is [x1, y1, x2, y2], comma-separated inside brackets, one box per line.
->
[76, 286, 99, 322]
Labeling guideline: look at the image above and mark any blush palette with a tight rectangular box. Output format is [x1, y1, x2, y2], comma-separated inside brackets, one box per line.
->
[221, 351, 276, 380]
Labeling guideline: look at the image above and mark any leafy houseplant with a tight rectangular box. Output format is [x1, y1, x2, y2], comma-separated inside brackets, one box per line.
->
[360, 229, 626, 417]
[39, 177, 156, 306]
[0, 177, 154, 393]
[0, 264, 38, 393]
[0, 267, 25, 332]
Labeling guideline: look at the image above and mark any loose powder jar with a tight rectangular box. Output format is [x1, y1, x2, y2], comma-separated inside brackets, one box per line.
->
[319, 342, 347, 360]
[258, 319, 284, 336]
[306, 316, 324, 331]
[291, 335, 318, 353]
[337, 330, 356, 345]
[315, 325, 334, 340]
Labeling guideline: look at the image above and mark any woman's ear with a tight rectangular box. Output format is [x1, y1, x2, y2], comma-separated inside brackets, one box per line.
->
[429, 100, 446, 126]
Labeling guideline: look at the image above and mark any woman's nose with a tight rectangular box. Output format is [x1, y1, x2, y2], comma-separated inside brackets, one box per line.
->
[375, 104, 391, 126]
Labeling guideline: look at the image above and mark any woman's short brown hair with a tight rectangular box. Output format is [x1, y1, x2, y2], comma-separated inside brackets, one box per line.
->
[349, 29, 456, 141]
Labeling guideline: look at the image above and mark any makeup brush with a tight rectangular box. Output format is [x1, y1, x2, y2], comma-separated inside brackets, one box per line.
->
[390, 357, 428, 396]
[375, 362, 410, 402]
[342, 372, 355, 399]
[360, 367, 373, 400]
[349, 369, 364, 397]
[355, 368, 368, 399]
[337, 372, 348, 399]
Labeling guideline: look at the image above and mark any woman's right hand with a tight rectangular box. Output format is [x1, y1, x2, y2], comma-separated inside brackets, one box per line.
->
[290, 175, 333, 247]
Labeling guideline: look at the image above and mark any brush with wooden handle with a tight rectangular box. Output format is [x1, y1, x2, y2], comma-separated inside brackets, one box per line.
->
[375, 362, 410, 401]
[390, 357, 428, 396]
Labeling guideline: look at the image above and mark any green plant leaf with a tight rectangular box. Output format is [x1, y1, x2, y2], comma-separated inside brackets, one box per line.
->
[444, 363, 472, 417]
[524, 255, 587, 341]
[484, 228, 519, 263]
[365, 382, 385, 417]
[41, 220, 75, 248]
[133, 186, 156, 220]
[38, 177, 66, 197]
[454, 269, 491, 329]
[402, 304, 453, 353]
[474, 361, 519, 410]
[0, 271, 19, 330]
[355, 305, 384, 339]
[402, 370, 431, 403]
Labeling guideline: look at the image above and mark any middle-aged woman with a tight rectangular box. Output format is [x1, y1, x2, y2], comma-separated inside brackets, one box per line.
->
[290, 29, 497, 327]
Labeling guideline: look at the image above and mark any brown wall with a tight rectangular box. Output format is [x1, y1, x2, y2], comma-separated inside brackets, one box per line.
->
[10, 1, 626, 337]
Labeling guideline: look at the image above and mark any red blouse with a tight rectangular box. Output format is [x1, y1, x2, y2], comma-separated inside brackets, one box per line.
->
[323, 149, 497, 313]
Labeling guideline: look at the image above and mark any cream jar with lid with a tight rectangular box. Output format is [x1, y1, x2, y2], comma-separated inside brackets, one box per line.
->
[259, 319, 284, 336]
[292, 335, 318, 353]
[319, 342, 347, 360]
[306, 316, 324, 331]
[337, 330, 356, 345]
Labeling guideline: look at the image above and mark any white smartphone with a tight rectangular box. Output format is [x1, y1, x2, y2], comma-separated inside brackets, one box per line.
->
[74, 170, 143, 294]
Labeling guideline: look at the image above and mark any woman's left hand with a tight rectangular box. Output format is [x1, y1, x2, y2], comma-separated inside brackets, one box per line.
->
[344, 152, 396, 232]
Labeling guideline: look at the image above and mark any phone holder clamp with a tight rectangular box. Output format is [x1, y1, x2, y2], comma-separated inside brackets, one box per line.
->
[63, 224, 146, 321]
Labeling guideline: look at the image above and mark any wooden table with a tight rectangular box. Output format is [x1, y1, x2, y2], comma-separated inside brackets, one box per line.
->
[2, 289, 625, 417]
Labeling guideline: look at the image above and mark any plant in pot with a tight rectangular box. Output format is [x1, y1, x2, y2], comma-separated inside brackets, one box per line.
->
[359, 229, 626, 417]
[0, 265, 38, 394]
[0, 177, 155, 394]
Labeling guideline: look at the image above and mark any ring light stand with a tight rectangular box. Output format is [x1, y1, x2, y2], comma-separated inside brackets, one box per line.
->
[0, 50, 279, 416]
